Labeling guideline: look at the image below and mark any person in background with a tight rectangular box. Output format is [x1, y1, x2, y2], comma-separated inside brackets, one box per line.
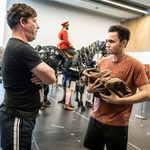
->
[40, 84, 51, 110]
[58, 21, 78, 67]
[85, 90, 93, 108]
[0, 3, 56, 149]
[57, 21, 78, 108]
[83, 25, 150, 150]
[60, 73, 74, 111]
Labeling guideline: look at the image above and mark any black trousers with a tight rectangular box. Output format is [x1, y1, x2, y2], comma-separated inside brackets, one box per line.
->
[84, 117, 128, 150]
[0, 111, 36, 150]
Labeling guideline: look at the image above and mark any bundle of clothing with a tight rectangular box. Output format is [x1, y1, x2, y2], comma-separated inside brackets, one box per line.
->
[83, 68, 132, 98]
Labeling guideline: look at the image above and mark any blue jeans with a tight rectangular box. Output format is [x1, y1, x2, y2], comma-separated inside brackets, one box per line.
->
[0, 111, 36, 150]
[62, 74, 72, 88]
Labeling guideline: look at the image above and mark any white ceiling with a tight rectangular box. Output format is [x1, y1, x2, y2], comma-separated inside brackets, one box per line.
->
[51, 0, 150, 20]
[129, 0, 150, 7]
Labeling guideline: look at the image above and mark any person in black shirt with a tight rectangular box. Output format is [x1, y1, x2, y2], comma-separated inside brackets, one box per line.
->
[0, 3, 56, 149]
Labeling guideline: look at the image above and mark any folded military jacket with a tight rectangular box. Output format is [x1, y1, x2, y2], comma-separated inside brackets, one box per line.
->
[83, 68, 132, 98]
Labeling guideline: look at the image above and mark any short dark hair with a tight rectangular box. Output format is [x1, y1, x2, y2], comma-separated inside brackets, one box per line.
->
[108, 25, 130, 42]
[7, 3, 37, 29]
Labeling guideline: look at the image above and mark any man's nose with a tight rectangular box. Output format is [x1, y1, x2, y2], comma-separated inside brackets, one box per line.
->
[37, 23, 40, 29]
[106, 42, 110, 48]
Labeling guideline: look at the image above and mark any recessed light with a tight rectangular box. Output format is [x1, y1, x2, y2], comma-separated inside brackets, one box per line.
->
[95, 7, 99, 9]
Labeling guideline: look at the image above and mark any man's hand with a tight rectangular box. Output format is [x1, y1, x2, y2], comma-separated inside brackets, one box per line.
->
[100, 89, 122, 104]
[69, 45, 75, 49]
[87, 78, 104, 93]
[31, 74, 43, 85]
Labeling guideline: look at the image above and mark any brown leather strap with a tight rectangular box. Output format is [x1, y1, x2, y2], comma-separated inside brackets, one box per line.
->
[63, 49, 74, 59]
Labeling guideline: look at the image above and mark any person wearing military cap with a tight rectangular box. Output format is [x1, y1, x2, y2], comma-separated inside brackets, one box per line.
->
[57, 21, 78, 110]
[58, 21, 78, 67]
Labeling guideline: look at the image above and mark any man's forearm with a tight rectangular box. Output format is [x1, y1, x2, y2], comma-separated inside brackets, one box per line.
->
[119, 90, 150, 104]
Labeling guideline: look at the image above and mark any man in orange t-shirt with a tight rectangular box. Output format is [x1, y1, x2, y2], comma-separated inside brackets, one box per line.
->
[58, 21, 78, 66]
[83, 25, 150, 150]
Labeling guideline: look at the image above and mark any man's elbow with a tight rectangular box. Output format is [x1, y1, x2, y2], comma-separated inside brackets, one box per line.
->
[146, 85, 150, 100]
[147, 91, 150, 101]
[44, 75, 56, 85]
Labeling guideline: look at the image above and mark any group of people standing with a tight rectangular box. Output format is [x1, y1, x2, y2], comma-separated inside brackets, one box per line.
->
[0, 3, 150, 150]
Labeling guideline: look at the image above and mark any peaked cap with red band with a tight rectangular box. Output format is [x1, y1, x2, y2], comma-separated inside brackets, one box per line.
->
[61, 21, 69, 26]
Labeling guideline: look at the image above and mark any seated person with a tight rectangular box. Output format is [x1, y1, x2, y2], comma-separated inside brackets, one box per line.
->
[57, 21, 78, 66]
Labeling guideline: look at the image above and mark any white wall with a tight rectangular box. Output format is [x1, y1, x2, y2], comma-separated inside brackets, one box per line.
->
[0, 0, 7, 47]
[3, 0, 120, 49]
[127, 52, 150, 64]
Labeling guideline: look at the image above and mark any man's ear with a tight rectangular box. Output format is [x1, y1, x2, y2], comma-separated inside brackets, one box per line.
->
[122, 39, 128, 48]
[20, 17, 26, 27]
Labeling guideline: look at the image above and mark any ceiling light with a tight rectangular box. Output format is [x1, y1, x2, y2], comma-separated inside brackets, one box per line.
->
[100, 0, 148, 14]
